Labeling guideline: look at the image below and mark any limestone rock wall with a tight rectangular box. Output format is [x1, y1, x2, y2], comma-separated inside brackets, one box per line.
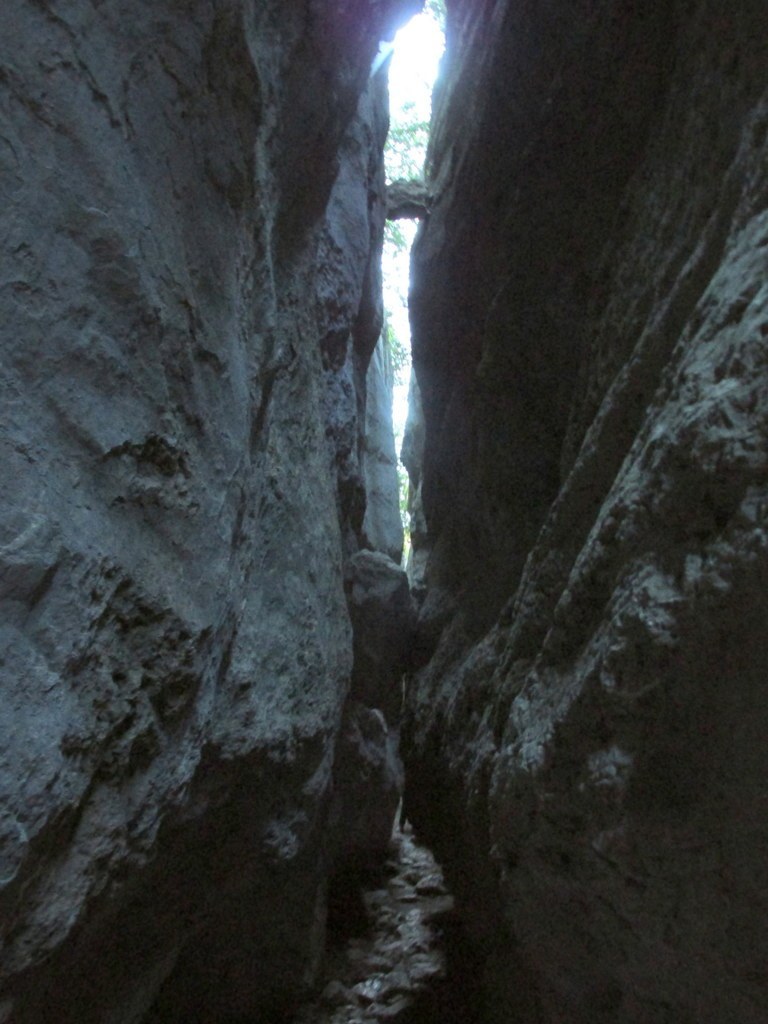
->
[405, 1, 768, 1021]
[362, 335, 404, 565]
[0, 1, 416, 1020]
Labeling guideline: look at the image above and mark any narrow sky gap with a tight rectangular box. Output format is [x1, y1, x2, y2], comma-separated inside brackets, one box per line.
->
[382, 6, 445, 547]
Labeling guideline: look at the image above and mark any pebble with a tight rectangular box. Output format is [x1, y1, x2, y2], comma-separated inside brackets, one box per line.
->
[415, 874, 446, 897]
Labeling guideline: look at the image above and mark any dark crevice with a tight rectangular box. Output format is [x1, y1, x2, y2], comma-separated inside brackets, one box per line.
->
[290, 824, 482, 1024]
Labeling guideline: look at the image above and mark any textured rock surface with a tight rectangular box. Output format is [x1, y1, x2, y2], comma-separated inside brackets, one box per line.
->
[0, 1, 417, 1020]
[331, 551, 412, 874]
[362, 336, 404, 564]
[294, 823, 474, 1024]
[401, 374, 427, 604]
[405, 1, 768, 1022]
[332, 702, 403, 869]
[346, 550, 413, 723]
[386, 178, 430, 221]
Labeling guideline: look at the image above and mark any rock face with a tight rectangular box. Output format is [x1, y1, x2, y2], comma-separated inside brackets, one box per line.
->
[386, 178, 431, 221]
[362, 337, 404, 564]
[0, 1, 417, 1021]
[332, 551, 413, 872]
[404, 1, 768, 1022]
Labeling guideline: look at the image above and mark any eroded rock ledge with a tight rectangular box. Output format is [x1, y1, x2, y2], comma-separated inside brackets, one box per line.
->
[404, 1, 768, 1021]
[386, 179, 431, 221]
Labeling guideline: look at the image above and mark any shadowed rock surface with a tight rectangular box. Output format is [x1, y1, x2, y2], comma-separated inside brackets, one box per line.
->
[0, 1, 417, 1021]
[386, 179, 430, 221]
[294, 822, 480, 1024]
[363, 337, 405, 565]
[2, 0, 767, 1021]
[332, 550, 413, 873]
[404, 1, 768, 1022]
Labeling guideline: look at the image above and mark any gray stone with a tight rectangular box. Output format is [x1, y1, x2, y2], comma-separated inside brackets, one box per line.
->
[332, 702, 403, 866]
[404, 1, 768, 1021]
[386, 179, 431, 221]
[346, 550, 414, 720]
[321, 981, 356, 1007]
[330, 550, 413, 871]
[291, 826, 453, 1024]
[363, 335, 404, 564]
[401, 374, 428, 601]
[0, 1, 418, 1020]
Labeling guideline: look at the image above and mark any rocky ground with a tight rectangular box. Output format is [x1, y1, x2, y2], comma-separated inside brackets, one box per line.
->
[293, 823, 476, 1024]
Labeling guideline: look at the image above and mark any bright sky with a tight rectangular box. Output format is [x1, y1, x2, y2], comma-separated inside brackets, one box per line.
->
[383, 218, 416, 429]
[388, 10, 444, 117]
[383, 9, 445, 450]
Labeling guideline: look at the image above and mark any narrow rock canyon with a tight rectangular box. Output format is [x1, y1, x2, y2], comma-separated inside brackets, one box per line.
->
[1, 2, 766, 1023]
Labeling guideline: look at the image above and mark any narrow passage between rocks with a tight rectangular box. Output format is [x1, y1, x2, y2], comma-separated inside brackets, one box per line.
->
[289, 10, 470, 1023]
[291, 823, 480, 1024]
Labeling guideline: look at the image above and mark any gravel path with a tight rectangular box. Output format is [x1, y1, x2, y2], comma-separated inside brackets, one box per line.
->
[293, 824, 460, 1024]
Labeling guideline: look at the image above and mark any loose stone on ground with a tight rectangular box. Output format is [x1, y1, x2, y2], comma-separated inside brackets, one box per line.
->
[293, 823, 453, 1024]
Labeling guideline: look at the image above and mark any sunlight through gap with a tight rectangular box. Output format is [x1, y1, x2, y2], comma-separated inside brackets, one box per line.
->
[382, 3, 445, 561]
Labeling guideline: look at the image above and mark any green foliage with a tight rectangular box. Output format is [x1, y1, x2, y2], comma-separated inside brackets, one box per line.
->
[397, 462, 411, 553]
[384, 219, 410, 253]
[384, 319, 409, 385]
[424, 0, 446, 20]
[382, 220, 416, 389]
[385, 103, 430, 182]
[384, 1, 444, 184]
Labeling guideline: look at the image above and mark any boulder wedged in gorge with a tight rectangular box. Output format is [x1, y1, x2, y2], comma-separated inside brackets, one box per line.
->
[330, 551, 412, 874]
[346, 550, 413, 723]
[404, 1, 768, 1021]
[0, 1, 417, 1020]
